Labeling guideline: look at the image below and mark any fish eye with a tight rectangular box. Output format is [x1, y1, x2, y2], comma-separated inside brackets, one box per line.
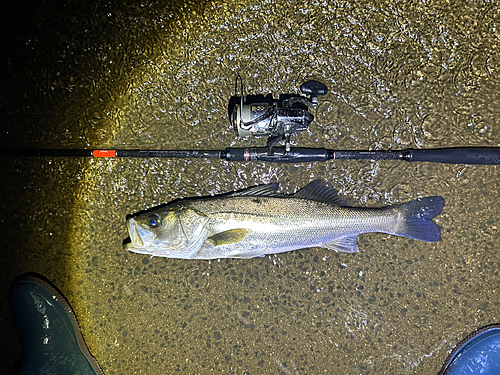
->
[147, 214, 160, 228]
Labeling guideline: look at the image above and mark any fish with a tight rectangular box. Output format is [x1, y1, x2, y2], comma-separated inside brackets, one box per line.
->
[124, 180, 444, 259]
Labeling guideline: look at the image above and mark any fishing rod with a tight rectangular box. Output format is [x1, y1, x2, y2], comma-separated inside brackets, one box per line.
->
[2, 77, 500, 165]
[2, 146, 500, 164]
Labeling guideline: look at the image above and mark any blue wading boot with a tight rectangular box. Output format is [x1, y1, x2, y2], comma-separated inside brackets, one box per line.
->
[438, 324, 500, 375]
[8, 273, 104, 375]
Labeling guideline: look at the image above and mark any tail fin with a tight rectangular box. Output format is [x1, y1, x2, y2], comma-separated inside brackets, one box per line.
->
[394, 196, 445, 242]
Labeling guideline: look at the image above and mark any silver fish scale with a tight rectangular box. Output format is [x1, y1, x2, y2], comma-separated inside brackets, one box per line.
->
[189, 196, 401, 258]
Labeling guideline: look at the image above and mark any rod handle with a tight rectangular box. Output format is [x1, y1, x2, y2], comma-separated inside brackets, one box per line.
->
[225, 147, 332, 162]
[406, 148, 500, 165]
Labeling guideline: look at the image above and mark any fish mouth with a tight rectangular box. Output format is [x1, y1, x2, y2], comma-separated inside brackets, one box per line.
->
[125, 217, 156, 251]
[125, 217, 141, 248]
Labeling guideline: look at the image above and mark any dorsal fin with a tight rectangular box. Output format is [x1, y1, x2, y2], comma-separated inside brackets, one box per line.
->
[230, 183, 281, 197]
[293, 180, 349, 206]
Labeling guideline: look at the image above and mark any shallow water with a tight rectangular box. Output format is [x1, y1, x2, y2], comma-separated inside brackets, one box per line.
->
[1, 0, 499, 374]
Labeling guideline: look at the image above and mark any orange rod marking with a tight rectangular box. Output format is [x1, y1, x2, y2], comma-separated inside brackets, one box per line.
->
[92, 150, 116, 158]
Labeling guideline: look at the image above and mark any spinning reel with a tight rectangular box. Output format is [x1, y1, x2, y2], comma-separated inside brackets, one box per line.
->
[228, 76, 328, 153]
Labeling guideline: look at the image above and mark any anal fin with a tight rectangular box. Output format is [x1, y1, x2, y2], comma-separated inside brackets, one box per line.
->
[323, 236, 359, 253]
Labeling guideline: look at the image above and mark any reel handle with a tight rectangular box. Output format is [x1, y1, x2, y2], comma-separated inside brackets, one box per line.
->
[300, 81, 328, 107]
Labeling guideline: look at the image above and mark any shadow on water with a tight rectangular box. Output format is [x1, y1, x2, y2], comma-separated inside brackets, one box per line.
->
[1, 1, 500, 374]
[0, 0, 214, 372]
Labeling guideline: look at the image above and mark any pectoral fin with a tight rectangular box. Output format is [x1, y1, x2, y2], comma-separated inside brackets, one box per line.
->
[323, 236, 359, 253]
[206, 228, 251, 247]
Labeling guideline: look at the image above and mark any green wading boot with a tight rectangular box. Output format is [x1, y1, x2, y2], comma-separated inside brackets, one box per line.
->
[8, 273, 104, 375]
[438, 324, 500, 375]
